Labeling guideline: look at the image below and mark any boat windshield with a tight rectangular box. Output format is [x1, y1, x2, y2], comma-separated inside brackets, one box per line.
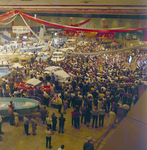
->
[53, 53, 63, 56]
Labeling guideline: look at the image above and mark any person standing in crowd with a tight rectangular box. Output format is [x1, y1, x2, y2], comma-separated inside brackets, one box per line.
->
[81, 103, 87, 124]
[0, 113, 4, 134]
[74, 109, 81, 129]
[31, 116, 37, 135]
[45, 73, 51, 85]
[57, 96, 62, 113]
[85, 107, 91, 127]
[133, 94, 139, 106]
[83, 137, 94, 150]
[13, 109, 19, 127]
[71, 109, 76, 126]
[39, 57, 41, 64]
[46, 114, 52, 129]
[23, 116, 30, 135]
[51, 112, 57, 131]
[92, 106, 99, 128]
[109, 108, 116, 127]
[51, 73, 55, 84]
[41, 106, 48, 124]
[106, 95, 111, 113]
[58, 113, 66, 133]
[8, 101, 14, 126]
[50, 83, 55, 97]
[58, 145, 65, 150]
[31, 56, 34, 65]
[72, 80, 76, 92]
[46, 127, 53, 149]
[43, 89, 50, 107]
[63, 99, 68, 114]
[70, 92, 75, 107]
[98, 98, 103, 110]
[55, 75, 59, 90]
[64, 91, 71, 108]
[2, 80, 6, 95]
[99, 107, 105, 127]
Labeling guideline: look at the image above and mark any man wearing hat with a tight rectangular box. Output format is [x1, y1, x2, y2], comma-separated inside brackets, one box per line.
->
[83, 137, 94, 150]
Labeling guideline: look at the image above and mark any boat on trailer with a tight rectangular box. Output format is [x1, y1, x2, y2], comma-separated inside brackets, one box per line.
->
[0, 97, 38, 115]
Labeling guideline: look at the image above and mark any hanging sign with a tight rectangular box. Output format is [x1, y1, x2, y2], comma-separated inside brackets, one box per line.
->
[12, 26, 30, 34]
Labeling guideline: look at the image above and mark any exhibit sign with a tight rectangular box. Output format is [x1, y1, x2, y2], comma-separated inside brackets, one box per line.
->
[12, 26, 30, 34]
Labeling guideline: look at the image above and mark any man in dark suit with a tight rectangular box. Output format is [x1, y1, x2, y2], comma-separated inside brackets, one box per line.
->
[51, 112, 57, 131]
[58, 113, 66, 133]
[41, 106, 48, 124]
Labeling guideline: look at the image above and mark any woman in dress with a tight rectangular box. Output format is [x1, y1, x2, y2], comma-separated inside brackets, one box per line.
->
[13, 109, 19, 127]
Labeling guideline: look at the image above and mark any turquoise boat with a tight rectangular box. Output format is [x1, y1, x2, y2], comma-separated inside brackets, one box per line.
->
[0, 97, 38, 115]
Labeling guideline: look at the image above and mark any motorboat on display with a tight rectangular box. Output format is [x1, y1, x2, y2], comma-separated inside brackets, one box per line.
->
[11, 63, 24, 69]
[44, 66, 75, 87]
[0, 97, 38, 115]
[19, 43, 48, 53]
[19, 51, 35, 61]
[35, 52, 51, 62]
[0, 51, 20, 61]
[13, 78, 50, 99]
[58, 47, 75, 53]
[51, 51, 65, 62]
[0, 42, 20, 61]
[66, 38, 76, 44]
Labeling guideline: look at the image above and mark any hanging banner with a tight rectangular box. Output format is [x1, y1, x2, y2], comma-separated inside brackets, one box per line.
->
[12, 26, 30, 34]
[15, 10, 147, 33]
[0, 10, 16, 23]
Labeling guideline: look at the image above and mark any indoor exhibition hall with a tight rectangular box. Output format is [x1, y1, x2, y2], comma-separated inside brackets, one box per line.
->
[0, 0, 147, 150]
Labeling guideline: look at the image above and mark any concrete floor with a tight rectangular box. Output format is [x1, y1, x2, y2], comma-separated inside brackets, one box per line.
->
[0, 105, 116, 150]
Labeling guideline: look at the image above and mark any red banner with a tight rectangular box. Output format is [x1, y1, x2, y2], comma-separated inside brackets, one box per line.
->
[0, 11, 16, 23]
[14, 10, 147, 33]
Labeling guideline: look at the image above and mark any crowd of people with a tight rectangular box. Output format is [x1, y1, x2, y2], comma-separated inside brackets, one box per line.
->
[0, 39, 146, 149]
